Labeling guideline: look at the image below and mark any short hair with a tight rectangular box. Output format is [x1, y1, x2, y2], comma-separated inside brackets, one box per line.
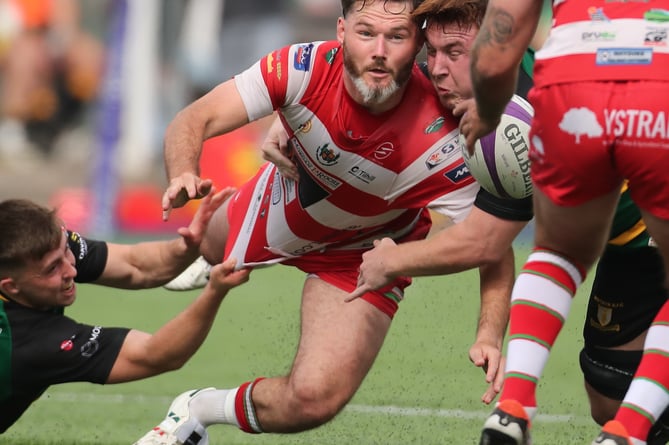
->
[0, 199, 62, 274]
[412, 0, 487, 31]
[341, 0, 425, 19]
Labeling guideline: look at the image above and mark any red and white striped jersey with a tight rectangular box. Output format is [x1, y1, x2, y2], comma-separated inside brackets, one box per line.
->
[226, 40, 478, 270]
[535, 1, 669, 88]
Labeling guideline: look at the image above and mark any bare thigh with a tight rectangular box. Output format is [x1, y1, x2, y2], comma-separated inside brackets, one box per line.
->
[533, 186, 621, 270]
[252, 275, 392, 432]
[200, 197, 231, 264]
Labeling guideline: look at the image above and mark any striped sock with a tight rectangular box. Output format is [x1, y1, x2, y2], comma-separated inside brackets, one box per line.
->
[499, 248, 585, 417]
[616, 302, 669, 444]
[235, 378, 266, 434]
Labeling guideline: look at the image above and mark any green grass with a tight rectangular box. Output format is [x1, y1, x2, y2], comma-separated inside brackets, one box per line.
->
[3, 251, 597, 444]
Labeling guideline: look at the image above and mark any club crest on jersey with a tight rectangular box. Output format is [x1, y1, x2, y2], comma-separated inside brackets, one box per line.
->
[316, 143, 340, 166]
[425, 142, 458, 169]
[294, 43, 314, 71]
[443, 162, 471, 183]
[325, 47, 339, 65]
[424, 116, 445, 134]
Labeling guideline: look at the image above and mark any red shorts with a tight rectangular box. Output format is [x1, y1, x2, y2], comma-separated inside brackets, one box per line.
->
[224, 165, 429, 318]
[529, 81, 669, 219]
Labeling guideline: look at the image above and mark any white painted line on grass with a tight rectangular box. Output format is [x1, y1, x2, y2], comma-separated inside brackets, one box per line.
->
[43, 392, 591, 425]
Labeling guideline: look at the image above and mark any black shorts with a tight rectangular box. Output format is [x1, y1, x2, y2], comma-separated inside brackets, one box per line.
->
[580, 246, 667, 398]
[584, 246, 667, 348]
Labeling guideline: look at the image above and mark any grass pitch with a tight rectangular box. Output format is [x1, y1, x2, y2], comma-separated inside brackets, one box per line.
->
[3, 249, 597, 444]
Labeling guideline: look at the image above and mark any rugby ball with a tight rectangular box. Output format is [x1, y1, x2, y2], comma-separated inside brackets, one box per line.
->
[462, 94, 534, 199]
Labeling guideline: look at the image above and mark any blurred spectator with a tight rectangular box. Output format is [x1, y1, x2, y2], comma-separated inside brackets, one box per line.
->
[0, 0, 105, 160]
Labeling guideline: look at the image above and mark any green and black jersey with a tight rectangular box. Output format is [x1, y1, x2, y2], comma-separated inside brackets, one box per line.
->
[0, 232, 130, 433]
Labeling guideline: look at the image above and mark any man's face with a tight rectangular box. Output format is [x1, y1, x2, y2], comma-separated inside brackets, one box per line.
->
[425, 20, 479, 111]
[5, 229, 78, 310]
[338, 0, 421, 112]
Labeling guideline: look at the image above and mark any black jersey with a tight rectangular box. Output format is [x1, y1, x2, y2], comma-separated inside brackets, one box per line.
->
[0, 232, 130, 433]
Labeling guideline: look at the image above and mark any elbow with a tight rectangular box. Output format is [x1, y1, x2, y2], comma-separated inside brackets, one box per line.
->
[472, 240, 510, 266]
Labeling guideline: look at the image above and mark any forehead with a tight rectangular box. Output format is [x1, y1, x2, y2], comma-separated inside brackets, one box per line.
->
[425, 21, 478, 46]
[36, 229, 68, 266]
[347, 0, 416, 25]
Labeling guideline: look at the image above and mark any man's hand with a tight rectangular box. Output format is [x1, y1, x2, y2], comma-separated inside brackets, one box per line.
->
[176, 186, 236, 252]
[261, 116, 299, 181]
[207, 258, 251, 294]
[453, 98, 500, 156]
[345, 238, 399, 302]
[162, 173, 214, 221]
[469, 340, 505, 405]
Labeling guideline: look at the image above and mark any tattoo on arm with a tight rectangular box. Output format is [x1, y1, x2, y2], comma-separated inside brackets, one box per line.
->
[488, 7, 514, 45]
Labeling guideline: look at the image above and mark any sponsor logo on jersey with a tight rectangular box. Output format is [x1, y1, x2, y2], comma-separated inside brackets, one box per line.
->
[347, 165, 376, 184]
[443, 162, 471, 183]
[581, 31, 617, 42]
[294, 43, 314, 72]
[81, 326, 102, 357]
[424, 116, 445, 134]
[60, 340, 73, 351]
[645, 8, 669, 23]
[596, 47, 653, 65]
[588, 6, 610, 22]
[267, 51, 282, 80]
[271, 171, 283, 205]
[297, 120, 312, 134]
[644, 27, 668, 45]
[69, 231, 88, 260]
[373, 142, 395, 160]
[325, 47, 339, 65]
[316, 143, 340, 166]
[425, 142, 458, 170]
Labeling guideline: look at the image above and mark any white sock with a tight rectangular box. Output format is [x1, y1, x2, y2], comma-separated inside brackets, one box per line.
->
[191, 388, 240, 427]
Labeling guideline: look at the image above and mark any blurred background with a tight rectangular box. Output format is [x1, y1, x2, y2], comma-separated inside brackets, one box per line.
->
[0, 0, 551, 238]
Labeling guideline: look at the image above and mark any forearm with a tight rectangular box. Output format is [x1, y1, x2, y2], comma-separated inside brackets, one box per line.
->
[475, 247, 515, 348]
[390, 228, 488, 278]
[164, 107, 207, 180]
[143, 286, 224, 369]
[471, 0, 541, 122]
[107, 286, 227, 383]
[389, 209, 523, 278]
[99, 238, 200, 289]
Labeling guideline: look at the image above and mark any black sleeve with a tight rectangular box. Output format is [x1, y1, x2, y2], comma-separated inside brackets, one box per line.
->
[516, 65, 534, 100]
[9, 306, 130, 391]
[67, 231, 108, 283]
[474, 188, 534, 222]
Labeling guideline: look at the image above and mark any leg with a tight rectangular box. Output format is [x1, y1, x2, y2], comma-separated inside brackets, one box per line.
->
[135, 275, 392, 444]
[533, 186, 620, 270]
[199, 198, 230, 264]
[602, 211, 669, 444]
[480, 188, 620, 445]
[252, 275, 391, 431]
[580, 246, 666, 426]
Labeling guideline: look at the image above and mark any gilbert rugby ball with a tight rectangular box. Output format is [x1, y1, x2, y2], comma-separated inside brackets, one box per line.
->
[462, 94, 534, 199]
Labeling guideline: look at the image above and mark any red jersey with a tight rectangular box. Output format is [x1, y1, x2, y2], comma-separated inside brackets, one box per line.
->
[226, 40, 478, 271]
[534, 1, 669, 88]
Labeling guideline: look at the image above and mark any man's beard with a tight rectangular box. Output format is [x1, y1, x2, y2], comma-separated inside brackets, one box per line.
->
[343, 46, 413, 106]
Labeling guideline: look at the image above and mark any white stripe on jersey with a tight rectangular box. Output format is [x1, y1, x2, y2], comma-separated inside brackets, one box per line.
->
[537, 19, 669, 60]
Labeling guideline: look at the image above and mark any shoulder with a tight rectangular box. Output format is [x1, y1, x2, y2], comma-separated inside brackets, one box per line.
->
[66, 231, 108, 282]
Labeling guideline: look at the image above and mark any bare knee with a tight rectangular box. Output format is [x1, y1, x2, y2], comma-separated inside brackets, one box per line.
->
[286, 380, 352, 429]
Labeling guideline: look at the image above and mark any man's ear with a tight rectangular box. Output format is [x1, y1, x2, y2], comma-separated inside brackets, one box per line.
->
[336, 16, 345, 45]
[0, 277, 18, 299]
